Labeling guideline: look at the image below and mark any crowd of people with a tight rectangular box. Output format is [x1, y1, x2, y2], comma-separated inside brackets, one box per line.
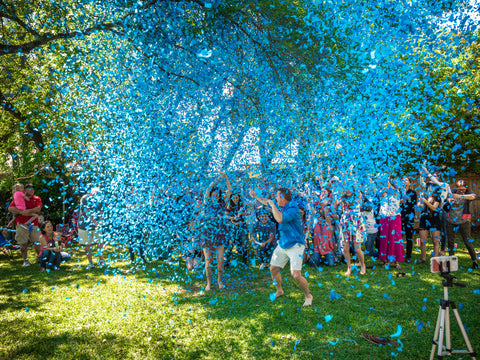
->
[3, 166, 478, 301]
[179, 167, 478, 298]
[5, 183, 101, 271]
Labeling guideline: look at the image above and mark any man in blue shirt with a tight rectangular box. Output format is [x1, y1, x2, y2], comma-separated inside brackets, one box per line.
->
[250, 187, 313, 306]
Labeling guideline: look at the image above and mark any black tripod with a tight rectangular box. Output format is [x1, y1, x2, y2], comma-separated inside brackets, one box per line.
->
[430, 272, 477, 359]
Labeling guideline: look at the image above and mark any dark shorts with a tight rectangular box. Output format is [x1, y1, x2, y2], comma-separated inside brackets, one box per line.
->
[419, 214, 441, 231]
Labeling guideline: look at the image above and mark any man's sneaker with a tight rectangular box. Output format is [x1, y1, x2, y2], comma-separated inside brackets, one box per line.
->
[23, 260, 31, 267]
[98, 260, 106, 267]
[86, 263, 95, 270]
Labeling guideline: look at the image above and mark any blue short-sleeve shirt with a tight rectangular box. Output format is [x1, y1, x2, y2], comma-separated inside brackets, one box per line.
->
[277, 201, 304, 249]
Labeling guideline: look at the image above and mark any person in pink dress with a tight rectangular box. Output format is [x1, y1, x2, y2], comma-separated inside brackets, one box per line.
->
[378, 179, 405, 269]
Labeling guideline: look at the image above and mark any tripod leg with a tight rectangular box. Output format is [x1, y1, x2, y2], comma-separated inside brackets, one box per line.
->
[437, 307, 447, 358]
[451, 308, 477, 360]
[430, 306, 442, 360]
[445, 305, 451, 354]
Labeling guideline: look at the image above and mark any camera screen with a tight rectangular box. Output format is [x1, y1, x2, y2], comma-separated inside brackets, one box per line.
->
[430, 256, 459, 273]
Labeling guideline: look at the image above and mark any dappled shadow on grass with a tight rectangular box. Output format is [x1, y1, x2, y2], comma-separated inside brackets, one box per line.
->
[167, 248, 480, 358]
[0, 318, 185, 360]
[1, 243, 479, 359]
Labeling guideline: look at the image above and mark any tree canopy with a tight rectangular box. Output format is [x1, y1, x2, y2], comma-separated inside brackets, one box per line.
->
[0, 0, 479, 223]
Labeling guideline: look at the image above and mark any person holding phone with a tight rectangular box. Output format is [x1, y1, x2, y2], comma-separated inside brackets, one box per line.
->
[445, 180, 478, 269]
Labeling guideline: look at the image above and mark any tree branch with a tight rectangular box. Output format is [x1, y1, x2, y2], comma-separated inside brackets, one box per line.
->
[0, 22, 118, 56]
[0, 10, 41, 37]
[0, 89, 45, 151]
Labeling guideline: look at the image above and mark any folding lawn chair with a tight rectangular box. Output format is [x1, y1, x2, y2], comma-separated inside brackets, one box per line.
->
[0, 229, 20, 259]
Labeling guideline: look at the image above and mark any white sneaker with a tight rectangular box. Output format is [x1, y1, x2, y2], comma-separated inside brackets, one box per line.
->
[98, 260, 106, 267]
[86, 263, 95, 270]
[23, 260, 31, 267]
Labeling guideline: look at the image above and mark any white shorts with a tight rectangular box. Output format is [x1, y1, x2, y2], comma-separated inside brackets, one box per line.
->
[270, 243, 305, 271]
[78, 229, 100, 245]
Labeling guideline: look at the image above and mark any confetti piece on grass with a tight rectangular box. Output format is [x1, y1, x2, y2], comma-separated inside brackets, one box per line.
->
[390, 325, 402, 338]
[294, 340, 300, 350]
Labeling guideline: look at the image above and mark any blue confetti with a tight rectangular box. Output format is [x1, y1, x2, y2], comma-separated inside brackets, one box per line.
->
[390, 325, 402, 338]
[294, 340, 300, 351]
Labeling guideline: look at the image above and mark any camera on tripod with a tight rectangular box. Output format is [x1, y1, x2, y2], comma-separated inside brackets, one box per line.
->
[430, 256, 458, 274]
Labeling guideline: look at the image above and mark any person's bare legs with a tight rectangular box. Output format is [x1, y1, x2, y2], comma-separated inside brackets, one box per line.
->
[85, 244, 93, 264]
[342, 240, 352, 275]
[33, 243, 41, 257]
[270, 265, 284, 298]
[203, 248, 213, 291]
[25, 214, 38, 226]
[291, 270, 313, 306]
[419, 229, 428, 262]
[97, 243, 105, 262]
[216, 245, 225, 289]
[431, 230, 440, 257]
[20, 243, 28, 262]
[355, 243, 366, 275]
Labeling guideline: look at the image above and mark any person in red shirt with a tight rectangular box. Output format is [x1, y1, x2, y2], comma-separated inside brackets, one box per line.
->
[8, 183, 43, 266]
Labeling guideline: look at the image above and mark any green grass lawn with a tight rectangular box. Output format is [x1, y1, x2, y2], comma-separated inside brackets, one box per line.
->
[1, 241, 479, 360]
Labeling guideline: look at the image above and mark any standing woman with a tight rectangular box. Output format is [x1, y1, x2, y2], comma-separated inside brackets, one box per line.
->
[340, 188, 366, 275]
[417, 189, 442, 263]
[199, 173, 231, 290]
[400, 178, 417, 263]
[378, 178, 405, 269]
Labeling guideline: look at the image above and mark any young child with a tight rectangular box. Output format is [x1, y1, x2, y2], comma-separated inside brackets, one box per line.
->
[13, 183, 38, 230]
[253, 208, 276, 269]
[46, 232, 64, 270]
